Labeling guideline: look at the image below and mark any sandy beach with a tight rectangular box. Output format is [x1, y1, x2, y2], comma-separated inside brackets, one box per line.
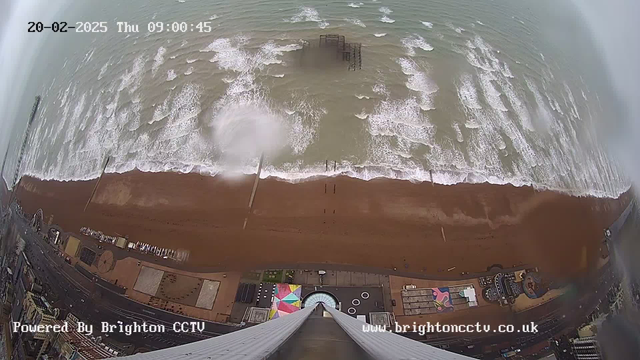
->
[14, 171, 631, 280]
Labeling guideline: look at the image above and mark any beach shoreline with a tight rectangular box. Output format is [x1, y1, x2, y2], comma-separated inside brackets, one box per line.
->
[14, 170, 632, 280]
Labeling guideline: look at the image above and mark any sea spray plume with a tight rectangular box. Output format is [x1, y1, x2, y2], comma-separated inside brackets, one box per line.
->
[208, 97, 286, 172]
[203, 37, 302, 173]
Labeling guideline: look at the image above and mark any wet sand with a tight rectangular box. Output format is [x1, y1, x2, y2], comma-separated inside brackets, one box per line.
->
[14, 171, 632, 280]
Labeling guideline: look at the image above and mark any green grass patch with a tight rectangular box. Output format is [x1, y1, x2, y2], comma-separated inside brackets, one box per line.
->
[262, 270, 284, 283]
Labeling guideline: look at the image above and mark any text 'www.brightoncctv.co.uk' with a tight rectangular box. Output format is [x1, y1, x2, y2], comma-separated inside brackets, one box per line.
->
[362, 322, 539, 336]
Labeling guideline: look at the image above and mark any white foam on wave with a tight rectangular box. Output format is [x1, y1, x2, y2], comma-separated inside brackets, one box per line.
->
[260, 42, 303, 66]
[464, 35, 513, 79]
[368, 97, 433, 145]
[453, 123, 464, 142]
[476, 20, 485, 26]
[109, 157, 627, 198]
[500, 62, 514, 78]
[201, 36, 246, 53]
[345, 18, 366, 27]
[363, 94, 474, 185]
[205, 38, 251, 72]
[82, 48, 95, 65]
[287, 7, 329, 29]
[209, 14, 218, 20]
[478, 72, 507, 112]
[497, 76, 533, 131]
[118, 54, 146, 93]
[446, 22, 465, 34]
[184, 67, 194, 76]
[456, 74, 536, 186]
[272, 74, 285, 78]
[166, 69, 177, 81]
[563, 83, 581, 121]
[78, 92, 99, 132]
[372, 83, 388, 96]
[348, 2, 363, 8]
[135, 82, 202, 166]
[63, 92, 86, 144]
[544, 88, 564, 116]
[364, 72, 441, 175]
[374, 33, 387, 37]
[396, 58, 438, 111]
[378, 7, 392, 14]
[150, 93, 170, 125]
[98, 60, 110, 81]
[152, 47, 166, 77]
[380, 15, 395, 23]
[401, 34, 433, 56]
[421, 21, 433, 28]
[282, 94, 326, 154]
[186, 58, 197, 64]
[456, 73, 482, 111]
[355, 94, 370, 100]
[355, 110, 369, 119]
[164, 84, 201, 133]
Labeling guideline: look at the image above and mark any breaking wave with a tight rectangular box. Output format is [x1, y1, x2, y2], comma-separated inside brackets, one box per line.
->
[286, 7, 329, 29]
[401, 34, 434, 56]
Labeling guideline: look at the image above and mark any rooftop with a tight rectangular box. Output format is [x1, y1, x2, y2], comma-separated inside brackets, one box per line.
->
[28, 292, 53, 316]
[56, 322, 115, 359]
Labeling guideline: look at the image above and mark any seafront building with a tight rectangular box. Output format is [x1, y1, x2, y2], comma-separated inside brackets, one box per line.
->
[570, 336, 602, 360]
[47, 315, 116, 360]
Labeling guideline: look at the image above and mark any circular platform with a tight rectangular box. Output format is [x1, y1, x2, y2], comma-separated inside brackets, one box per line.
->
[303, 291, 338, 309]
[97, 251, 114, 273]
[482, 286, 499, 303]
